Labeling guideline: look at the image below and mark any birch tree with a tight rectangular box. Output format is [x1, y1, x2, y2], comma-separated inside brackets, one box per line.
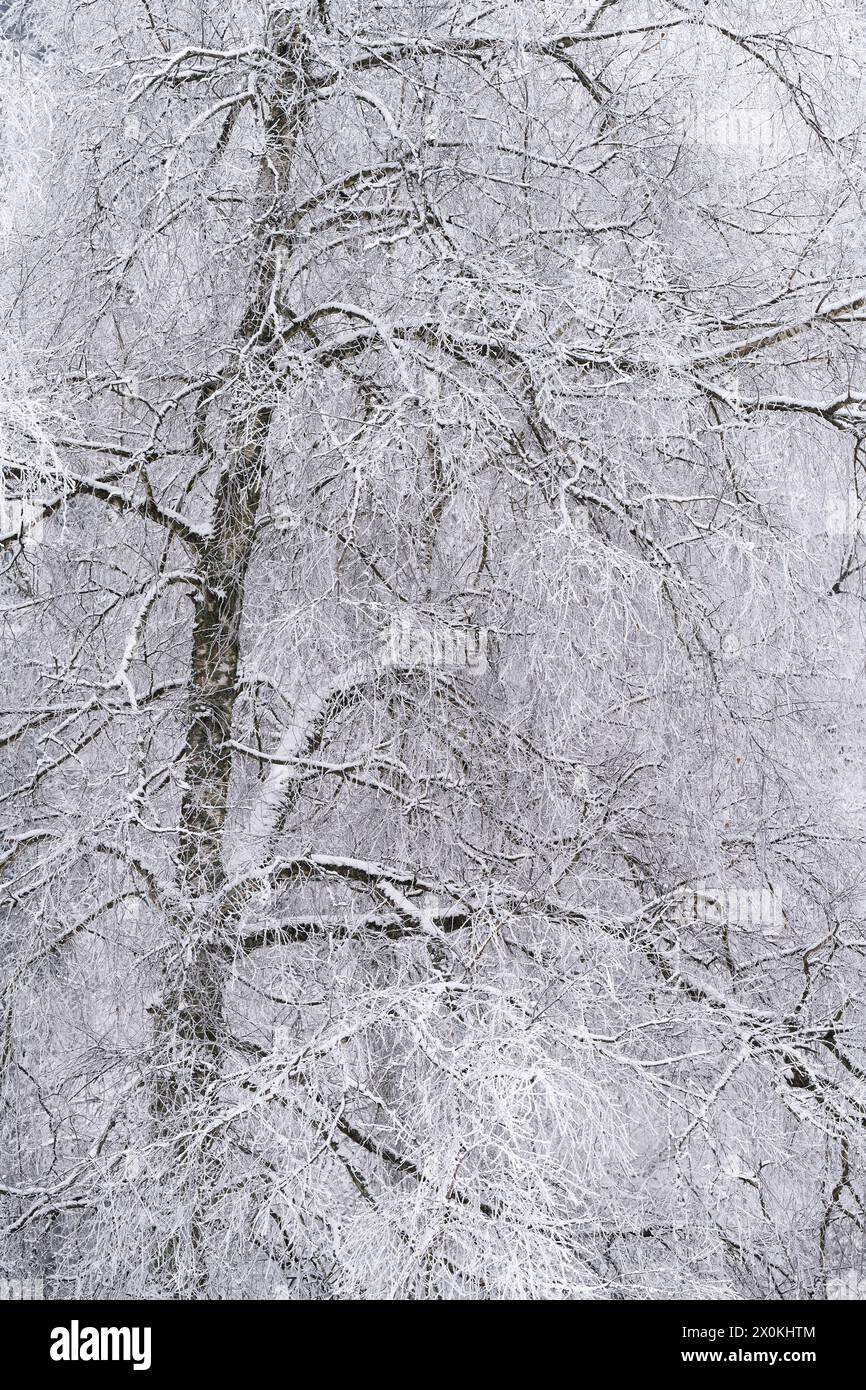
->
[2, 0, 866, 1299]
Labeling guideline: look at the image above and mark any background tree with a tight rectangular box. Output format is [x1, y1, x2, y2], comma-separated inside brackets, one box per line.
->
[1, 0, 866, 1299]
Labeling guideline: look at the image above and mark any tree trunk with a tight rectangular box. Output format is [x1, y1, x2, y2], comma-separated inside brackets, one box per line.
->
[147, 6, 308, 1294]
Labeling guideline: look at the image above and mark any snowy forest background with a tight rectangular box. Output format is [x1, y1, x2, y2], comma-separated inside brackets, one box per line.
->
[2, 0, 866, 1301]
